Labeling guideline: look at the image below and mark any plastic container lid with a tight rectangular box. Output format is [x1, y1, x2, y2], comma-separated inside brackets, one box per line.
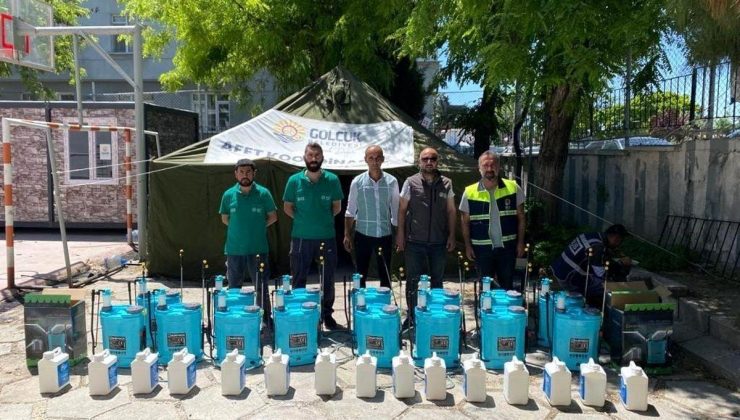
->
[508, 305, 526, 314]
[166, 290, 180, 297]
[244, 305, 260, 313]
[183, 303, 201, 310]
[506, 290, 522, 298]
[240, 286, 255, 295]
[307, 286, 320, 293]
[382, 304, 399, 314]
[377, 287, 390, 294]
[444, 304, 460, 313]
[126, 305, 145, 314]
[584, 307, 601, 317]
[302, 301, 318, 310]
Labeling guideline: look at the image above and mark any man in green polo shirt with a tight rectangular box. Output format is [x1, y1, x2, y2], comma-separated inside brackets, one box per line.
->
[220, 158, 277, 326]
[283, 142, 344, 329]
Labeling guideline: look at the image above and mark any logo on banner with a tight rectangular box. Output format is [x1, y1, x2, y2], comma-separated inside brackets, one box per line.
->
[273, 119, 306, 143]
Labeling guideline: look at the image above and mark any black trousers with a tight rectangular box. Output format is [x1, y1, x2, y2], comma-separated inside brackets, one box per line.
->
[353, 232, 393, 288]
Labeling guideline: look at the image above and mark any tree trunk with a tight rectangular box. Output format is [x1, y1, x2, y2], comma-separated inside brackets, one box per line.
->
[535, 83, 582, 225]
[473, 86, 497, 159]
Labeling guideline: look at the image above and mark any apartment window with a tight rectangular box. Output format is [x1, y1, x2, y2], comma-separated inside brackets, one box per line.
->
[67, 131, 116, 183]
[111, 15, 132, 53]
[58, 93, 75, 101]
[192, 93, 230, 134]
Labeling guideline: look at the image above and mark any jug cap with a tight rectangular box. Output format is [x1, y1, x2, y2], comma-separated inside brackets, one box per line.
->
[271, 350, 283, 362]
[240, 286, 255, 295]
[226, 348, 238, 362]
[307, 286, 320, 293]
[506, 290, 522, 298]
[135, 348, 151, 360]
[361, 351, 373, 363]
[183, 303, 201, 310]
[444, 289, 460, 297]
[510, 356, 524, 368]
[444, 304, 460, 313]
[318, 350, 332, 362]
[93, 350, 109, 362]
[377, 287, 390, 294]
[166, 289, 180, 297]
[244, 305, 260, 313]
[628, 360, 643, 373]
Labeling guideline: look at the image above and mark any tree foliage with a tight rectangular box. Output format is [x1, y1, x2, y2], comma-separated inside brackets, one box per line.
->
[399, 0, 668, 223]
[668, 0, 740, 64]
[0, 0, 89, 99]
[120, 0, 414, 103]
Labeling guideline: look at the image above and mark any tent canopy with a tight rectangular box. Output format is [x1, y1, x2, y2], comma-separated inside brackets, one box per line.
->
[148, 66, 478, 279]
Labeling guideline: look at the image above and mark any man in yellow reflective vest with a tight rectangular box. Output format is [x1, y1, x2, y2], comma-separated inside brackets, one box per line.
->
[459, 151, 526, 289]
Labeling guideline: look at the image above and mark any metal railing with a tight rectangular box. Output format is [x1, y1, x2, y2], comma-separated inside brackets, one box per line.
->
[658, 215, 740, 281]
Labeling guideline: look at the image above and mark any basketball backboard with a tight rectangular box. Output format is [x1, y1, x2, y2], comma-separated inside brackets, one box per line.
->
[0, 0, 53, 71]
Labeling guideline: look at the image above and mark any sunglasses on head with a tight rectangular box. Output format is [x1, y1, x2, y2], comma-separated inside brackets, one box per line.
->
[421, 156, 438, 162]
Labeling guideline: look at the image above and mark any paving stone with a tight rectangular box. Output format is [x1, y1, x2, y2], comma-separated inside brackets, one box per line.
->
[0, 403, 34, 420]
[0, 343, 12, 357]
[677, 298, 710, 333]
[660, 380, 740, 418]
[93, 401, 183, 420]
[709, 315, 740, 349]
[397, 406, 469, 419]
[244, 403, 326, 419]
[459, 396, 550, 419]
[179, 383, 267, 420]
[0, 326, 24, 343]
[0, 376, 80, 403]
[46, 386, 129, 418]
[323, 387, 409, 419]
[679, 335, 740, 387]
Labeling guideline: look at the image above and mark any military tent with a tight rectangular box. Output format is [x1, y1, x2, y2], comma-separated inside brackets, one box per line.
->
[147, 66, 478, 279]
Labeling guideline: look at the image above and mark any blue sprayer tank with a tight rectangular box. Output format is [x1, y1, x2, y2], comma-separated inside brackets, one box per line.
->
[538, 287, 585, 349]
[99, 289, 146, 368]
[135, 278, 181, 350]
[414, 290, 461, 368]
[154, 298, 203, 365]
[552, 306, 601, 370]
[429, 288, 462, 308]
[481, 289, 523, 308]
[351, 287, 392, 334]
[479, 305, 527, 369]
[214, 303, 262, 366]
[211, 286, 255, 311]
[354, 303, 400, 368]
[273, 300, 320, 366]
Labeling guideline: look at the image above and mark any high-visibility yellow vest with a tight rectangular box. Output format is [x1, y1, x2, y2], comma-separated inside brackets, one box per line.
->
[464, 179, 518, 248]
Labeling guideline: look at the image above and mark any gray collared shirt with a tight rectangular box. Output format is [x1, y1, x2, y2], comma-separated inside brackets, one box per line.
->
[345, 171, 400, 237]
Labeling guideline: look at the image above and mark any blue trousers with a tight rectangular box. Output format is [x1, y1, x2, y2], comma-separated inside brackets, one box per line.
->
[404, 241, 447, 319]
[226, 253, 271, 322]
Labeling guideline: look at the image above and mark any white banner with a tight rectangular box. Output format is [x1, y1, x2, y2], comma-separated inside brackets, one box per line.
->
[204, 110, 415, 169]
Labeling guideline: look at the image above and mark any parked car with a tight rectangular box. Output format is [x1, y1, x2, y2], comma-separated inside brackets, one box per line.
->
[583, 136, 673, 150]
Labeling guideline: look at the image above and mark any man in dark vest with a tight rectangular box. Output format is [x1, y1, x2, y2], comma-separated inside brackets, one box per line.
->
[396, 147, 456, 325]
[459, 151, 525, 290]
[550, 224, 631, 306]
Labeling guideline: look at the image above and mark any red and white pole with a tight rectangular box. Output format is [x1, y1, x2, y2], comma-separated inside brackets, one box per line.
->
[124, 129, 133, 245]
[2, 118, 14, 288]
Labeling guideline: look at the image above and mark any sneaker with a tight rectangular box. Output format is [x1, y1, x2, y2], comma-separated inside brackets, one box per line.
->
[324, 317, 340, 330]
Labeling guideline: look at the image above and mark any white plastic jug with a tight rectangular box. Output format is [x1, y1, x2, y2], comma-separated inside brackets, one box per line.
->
[620, 361, 649, 411]
[38, 347, 70, 394]
[580, 358, 606, 407]
[265, 349, 290, 396]
[356, 351, 377, 398]
[88, 349, 118, 396]
[543, 356, 571, 406]
[463, 355, 487, 402]
[131, 348, 158, 394]
[168, 348, 196, 395]
[424, 352, 447, 401]
[220, 348, 246, 396]
[503, 356, 529, 405]
[392, 350, 415, 399]
[314, 349, 337, 396]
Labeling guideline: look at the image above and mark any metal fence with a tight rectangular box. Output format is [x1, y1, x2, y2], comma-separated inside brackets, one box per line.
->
[572, 61, 739, 141]
[658, 215, 740, 281]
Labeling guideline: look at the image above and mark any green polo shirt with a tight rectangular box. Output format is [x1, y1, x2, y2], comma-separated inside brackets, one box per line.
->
[219, 182, 276, 255]
[283, 169, 344, 239]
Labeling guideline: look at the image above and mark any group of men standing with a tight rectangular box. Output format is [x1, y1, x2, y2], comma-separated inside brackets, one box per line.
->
[219, 142, 526, 329]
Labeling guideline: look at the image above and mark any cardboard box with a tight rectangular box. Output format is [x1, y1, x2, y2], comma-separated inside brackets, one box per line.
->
[24, 291, 87, 367]
[606, 281, 660, 310]
[605, 303, 674, 365]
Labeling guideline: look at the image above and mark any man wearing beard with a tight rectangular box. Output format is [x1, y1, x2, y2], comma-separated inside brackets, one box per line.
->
[283, 142, 344, 330]
[220, 158, 277, 327]
[459, 151, 525, 290]
[396, 147, 456, 326]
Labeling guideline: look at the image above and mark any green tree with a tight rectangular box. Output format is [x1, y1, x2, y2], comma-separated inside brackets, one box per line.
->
[587, 91, 694, 135]
[668, 0, 740, 65]
[399, 0, 667, 223]
[119, 0, 415, 103]
[0, 0, 89, 99]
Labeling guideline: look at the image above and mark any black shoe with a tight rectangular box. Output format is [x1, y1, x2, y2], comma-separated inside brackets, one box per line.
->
[324, 317, 340, 330]
[401, 318, 412, 331]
